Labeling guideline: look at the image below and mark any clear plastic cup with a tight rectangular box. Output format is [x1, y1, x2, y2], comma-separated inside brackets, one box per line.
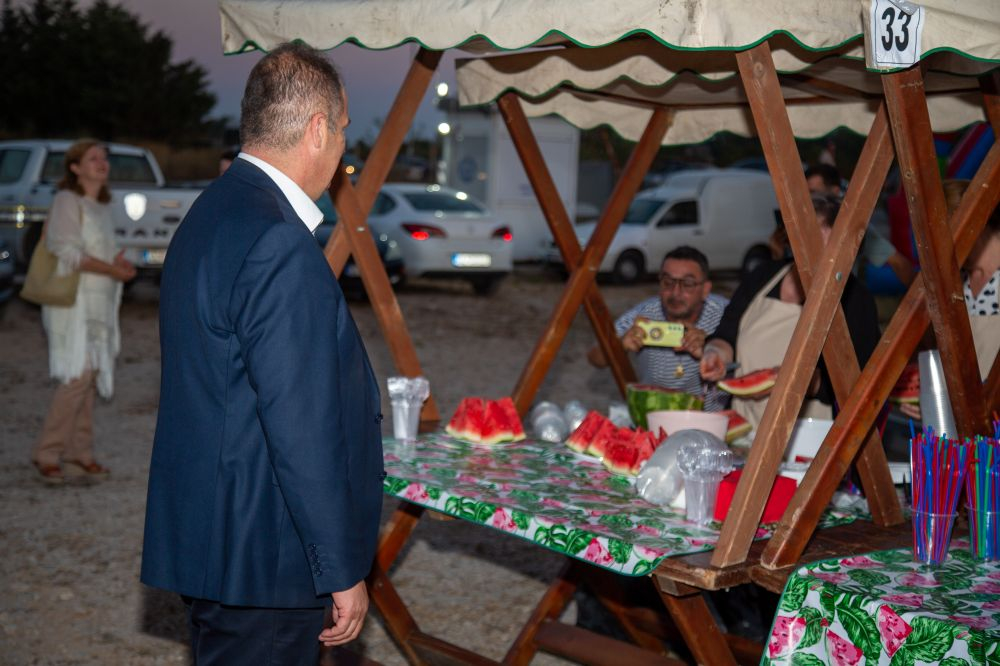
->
[968, 509, 1000, 561]
[911, 510, 958, 565]
[391, 398, 422, 443]
[683, 473, 724, 525]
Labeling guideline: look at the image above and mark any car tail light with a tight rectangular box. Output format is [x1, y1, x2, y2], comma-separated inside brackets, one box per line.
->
[492, 226, 513, 242]
[402, 223, 446, 241]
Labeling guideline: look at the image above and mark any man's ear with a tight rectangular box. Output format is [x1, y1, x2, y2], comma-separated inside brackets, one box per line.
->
[307, 112, 326, 151]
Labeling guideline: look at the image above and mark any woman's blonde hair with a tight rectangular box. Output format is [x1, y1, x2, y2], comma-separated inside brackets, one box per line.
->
[58, 139, 111, 203]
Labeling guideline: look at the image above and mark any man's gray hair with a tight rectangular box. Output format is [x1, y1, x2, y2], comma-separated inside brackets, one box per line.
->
[240, 42, 345, 152]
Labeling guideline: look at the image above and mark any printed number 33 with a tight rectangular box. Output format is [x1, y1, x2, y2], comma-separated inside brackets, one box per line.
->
[880, 6, 911, 51]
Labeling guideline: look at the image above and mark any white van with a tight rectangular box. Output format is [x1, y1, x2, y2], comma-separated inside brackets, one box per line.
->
[555, 169, 780, 282]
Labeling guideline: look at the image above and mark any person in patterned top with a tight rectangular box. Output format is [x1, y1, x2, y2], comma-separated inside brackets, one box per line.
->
[588, 246, 729, 411]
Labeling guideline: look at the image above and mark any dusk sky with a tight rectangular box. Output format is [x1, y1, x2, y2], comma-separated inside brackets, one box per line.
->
[84, 0, 459, 145]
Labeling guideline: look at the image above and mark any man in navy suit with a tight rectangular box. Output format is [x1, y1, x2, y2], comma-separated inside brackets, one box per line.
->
[141, 43, 384, 664]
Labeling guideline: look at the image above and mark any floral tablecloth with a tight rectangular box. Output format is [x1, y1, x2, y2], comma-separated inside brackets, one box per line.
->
[382, 434, 858, 577]
[765, 541, 1000, 665]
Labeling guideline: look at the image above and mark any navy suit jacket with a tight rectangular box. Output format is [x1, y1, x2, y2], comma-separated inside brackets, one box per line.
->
[141, 158, 384, 608]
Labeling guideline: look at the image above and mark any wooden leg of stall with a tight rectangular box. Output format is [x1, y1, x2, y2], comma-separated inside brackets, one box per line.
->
[762, 144, 1000, 570]
[883, 66, 989, 436]
[324, 47, 443, 427]
[497, 93, 637, 399]
[710, 42, 902, 569]
[510, 109, 672, 414]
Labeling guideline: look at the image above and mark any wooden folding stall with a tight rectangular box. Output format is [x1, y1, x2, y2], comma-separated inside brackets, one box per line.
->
[219, 0, 1000, 662]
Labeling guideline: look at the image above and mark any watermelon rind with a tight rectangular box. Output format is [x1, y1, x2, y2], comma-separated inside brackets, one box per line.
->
[626, 384, 703, 429]
[717, 368, 778, 397]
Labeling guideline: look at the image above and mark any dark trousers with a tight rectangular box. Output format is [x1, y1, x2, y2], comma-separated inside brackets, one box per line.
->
[184, 596, 326, 665]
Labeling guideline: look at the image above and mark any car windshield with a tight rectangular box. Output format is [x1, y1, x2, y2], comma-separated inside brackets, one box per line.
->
[41, 151, 158, 185]
[622, 199, 665, 225]
[403, 191, 486, 214]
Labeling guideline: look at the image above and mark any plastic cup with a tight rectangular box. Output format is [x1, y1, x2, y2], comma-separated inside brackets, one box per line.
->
[968, 510, 1000, 561]
[683, 474, 723, 525]
[911, 510, 958, 565]
[392, 398, 422, 443]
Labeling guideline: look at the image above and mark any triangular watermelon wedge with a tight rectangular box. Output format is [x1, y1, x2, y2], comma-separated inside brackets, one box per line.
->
[566, 411, 608, 452]
[495, 397, 526, 441]
[718, 368, 778, 396]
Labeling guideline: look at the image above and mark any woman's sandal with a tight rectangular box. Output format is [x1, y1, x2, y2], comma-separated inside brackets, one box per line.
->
[63, 460, 110, 483]
[32, 461, 65, 485]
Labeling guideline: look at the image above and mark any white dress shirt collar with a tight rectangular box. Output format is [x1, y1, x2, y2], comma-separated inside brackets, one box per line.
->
[237, 152, 324, 233]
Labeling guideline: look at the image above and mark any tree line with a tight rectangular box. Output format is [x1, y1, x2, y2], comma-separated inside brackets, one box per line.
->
[0, 0, 219, 144]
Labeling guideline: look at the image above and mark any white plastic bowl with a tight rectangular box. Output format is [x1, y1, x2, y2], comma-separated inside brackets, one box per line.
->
[785, 418, 834, 462]
[646, 410, 728, 440]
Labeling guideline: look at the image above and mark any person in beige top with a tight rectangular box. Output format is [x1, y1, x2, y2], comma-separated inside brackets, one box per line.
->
[31, 140, 136, 484]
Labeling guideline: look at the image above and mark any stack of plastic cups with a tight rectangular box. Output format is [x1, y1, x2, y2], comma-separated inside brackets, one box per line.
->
[530, 401, 569, 443]
[676, 433, 734, 525]
[387, 376, 430, 443]
[918, 350, 956, 440]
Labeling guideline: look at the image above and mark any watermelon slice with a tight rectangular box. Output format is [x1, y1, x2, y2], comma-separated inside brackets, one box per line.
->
[446, 397, 523, 444]
[631, 430, 663, 474]
[566, 411, 609, 452]
[720, 409, 752, 443]
[495, 397, 526, 440]
[626, 384, 703, 429]
[717, 368, 778, 396]
[889, 362, 920, 404]
[603, 441, 640, 475]
[586, 420, 621, 458]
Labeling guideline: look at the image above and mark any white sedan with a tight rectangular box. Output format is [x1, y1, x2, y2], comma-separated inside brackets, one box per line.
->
[369, 184, 513, 295]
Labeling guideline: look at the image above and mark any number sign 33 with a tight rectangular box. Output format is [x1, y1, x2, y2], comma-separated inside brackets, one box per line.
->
[869, 0, 925, 68]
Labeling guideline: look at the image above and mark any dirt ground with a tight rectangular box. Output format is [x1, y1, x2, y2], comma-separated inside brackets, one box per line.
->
[0, 268, 687, 665]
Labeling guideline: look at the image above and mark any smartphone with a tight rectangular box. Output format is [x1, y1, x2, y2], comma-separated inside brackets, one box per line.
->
[636, 320, 684, 347]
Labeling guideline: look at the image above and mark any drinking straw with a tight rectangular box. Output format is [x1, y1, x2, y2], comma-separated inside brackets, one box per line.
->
[910, 428, 970, 562]
[966, 434, 1000, 558]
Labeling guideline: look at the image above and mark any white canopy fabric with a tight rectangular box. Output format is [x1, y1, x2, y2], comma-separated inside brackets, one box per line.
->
[219, 0, 1000, 65]
[454, 39, 993, 144]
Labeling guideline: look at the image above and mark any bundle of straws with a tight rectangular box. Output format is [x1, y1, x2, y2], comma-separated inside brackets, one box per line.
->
[965, 432, 1000, 558]
[910, 426, 970, 563]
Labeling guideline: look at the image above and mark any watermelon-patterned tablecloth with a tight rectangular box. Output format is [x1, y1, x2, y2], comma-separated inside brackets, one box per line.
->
[766, 541, 1000, 665]
[382, 433, 858, 577]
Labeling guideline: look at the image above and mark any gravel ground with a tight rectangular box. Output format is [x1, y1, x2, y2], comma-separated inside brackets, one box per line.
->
[0, 268, 687, 665]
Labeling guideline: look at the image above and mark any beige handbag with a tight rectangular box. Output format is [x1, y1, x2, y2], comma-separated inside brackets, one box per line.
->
[20, 225, 81, 307]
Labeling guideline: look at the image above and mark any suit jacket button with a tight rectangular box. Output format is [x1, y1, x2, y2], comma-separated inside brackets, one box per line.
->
[375, 413, 384, 424]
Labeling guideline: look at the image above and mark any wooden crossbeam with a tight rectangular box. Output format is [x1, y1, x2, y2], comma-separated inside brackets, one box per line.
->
[711, 42, 901, 568]
[496, 93, 637, 401]
[883, 66, 989, 436]
[322, 48, 443, 427]
[763, 140, 1000, 568]
[510, 109, 671, 414]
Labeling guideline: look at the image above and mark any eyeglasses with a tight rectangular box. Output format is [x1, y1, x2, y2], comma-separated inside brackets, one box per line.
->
[659, 275, 704, 291]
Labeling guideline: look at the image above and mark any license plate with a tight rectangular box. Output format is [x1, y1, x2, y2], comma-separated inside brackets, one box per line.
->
[143, 248, 167, 265]
[451, 253, 491, 268]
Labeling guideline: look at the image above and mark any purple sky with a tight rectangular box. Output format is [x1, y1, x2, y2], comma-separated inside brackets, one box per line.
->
[85, 0, 458, 145]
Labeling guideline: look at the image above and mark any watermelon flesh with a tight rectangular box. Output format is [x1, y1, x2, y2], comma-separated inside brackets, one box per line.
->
[717, 368, 778, 396]
[626, 384, 703, 429]
[603, 442, 639, 475]
[889, 362, 919, 404]
[445, 397, 525, 444]
[586, 420, 621, 458]
[720, 409, 752, 443]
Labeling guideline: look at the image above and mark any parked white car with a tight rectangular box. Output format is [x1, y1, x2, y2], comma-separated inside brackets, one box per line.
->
[549, 169, 780, 282]
[369, 183, 513, 295]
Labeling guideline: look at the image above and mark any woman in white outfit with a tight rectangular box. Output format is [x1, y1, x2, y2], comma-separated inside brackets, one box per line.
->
[31, 140, 136, 484]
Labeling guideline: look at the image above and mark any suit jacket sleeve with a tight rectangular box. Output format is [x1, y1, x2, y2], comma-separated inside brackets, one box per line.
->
[230, 221, 374, 595]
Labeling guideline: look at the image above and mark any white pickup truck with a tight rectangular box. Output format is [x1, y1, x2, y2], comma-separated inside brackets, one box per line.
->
[0, 140, 203, 274]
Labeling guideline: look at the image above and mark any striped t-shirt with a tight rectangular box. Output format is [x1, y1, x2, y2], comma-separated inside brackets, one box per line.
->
[614, 293, 729, 412]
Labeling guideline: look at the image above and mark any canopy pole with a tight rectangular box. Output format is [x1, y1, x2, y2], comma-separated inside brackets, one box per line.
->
[325, 47, 444, 427]
[509, 109, 671, 415]
[496, 92, 637, 402]
[884, 66, 988, 436]
[711, 42, 900, 569]
[762, 139, 1000, 568]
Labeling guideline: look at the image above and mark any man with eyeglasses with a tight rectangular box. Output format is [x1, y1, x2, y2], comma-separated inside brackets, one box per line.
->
[588, 245, 729, 411]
